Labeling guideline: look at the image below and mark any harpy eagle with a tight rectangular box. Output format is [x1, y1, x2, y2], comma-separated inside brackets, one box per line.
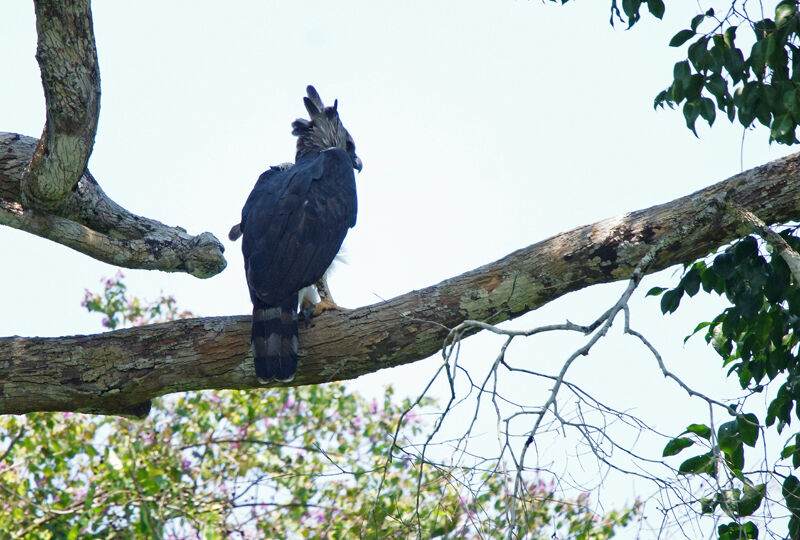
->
[230, 86, 361, 383]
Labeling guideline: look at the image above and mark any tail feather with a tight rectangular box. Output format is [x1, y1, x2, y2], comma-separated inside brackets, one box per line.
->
[252, 294, 298, 382]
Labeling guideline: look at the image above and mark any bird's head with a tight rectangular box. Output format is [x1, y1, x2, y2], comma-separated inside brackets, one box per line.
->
[292, 86, 362, 172]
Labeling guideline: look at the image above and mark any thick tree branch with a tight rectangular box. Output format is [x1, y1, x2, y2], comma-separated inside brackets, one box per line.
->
[1, 133, 226, 277]
[1, 1, 226, 277]
[21, 0, 100, 211]
[2, 151, 800, 417]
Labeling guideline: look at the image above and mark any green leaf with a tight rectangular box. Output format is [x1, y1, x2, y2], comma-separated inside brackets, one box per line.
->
[750, 40, 767, 79]
[621, 0, 642, 28]
[795, 433, 800, 469]
[661, 288, 683, 314]
[765, 267, 788, 302]
[688, 38, 711, 70]
[792, 516, 800, 540]
[678, 452, 715, 475]
[724, 27, 737, 48]
[681, 267, 702, 296]
[725, 441, 745, 472]
[699, 97, 716, 125]
[776, 1, 797, 28]
[718, 521, 759, 539]
[670, 30, 696, 48]
[646, 0, 664, 19]
[754, 18, 777, 41]
[654, 88, 670, 109]
[706, 74, 727, 99]
[784, 475, 800, 513]
[685, 321, 712, 344]
[784, 89, 798, 113]
[712, 252, 736, 278]
[737, 413, 759, 447]
[683, 101, 700, 132]
[687, 423, 712, 439]
[673, 60, 691, 82]
[646, 286, 667, 297]
[781, 444, 797, 460]
[700, 267, 720, 292]
[773, 114, 795, 139]
[663, 437, 694, 457]
[738, 483, 766, 517]
[700, 496, 717, 514]
[690, 13, 705, 32]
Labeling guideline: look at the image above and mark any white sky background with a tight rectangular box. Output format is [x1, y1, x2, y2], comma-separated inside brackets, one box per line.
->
[1, 1, 797, 536]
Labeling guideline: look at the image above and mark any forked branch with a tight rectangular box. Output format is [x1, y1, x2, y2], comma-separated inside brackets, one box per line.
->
[1, 1, 226, 277]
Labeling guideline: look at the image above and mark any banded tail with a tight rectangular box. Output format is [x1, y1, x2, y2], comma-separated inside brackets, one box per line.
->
[251, 293, 298, 383]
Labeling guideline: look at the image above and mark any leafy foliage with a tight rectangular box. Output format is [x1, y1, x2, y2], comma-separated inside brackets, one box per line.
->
[0, 274, 640, 538]
[553, 1, 800, 144]
[655, 229, 800, 538]
[81, 271, 192, 330]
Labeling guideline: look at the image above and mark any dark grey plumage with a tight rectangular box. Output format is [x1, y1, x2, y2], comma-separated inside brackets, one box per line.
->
[238, 86, 361, 382]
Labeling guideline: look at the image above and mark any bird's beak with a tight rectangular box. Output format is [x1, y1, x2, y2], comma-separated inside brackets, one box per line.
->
[353, 155, 363, 173]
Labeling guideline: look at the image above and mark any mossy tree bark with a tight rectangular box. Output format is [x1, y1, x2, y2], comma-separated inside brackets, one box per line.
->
[3, 151, 800, 417]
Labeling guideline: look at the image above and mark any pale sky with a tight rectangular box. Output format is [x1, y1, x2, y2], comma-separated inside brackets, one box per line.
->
[1, 1, 795, 537]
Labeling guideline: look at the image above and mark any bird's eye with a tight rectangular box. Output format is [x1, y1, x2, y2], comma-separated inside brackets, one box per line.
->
[345, 139, 355, 153]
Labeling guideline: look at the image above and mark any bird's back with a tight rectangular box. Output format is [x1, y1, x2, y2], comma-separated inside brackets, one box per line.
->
[241, 149, 357, 382]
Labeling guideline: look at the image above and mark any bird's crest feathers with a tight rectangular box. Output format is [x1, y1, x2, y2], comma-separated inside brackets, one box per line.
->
[292, 86, 358, 165]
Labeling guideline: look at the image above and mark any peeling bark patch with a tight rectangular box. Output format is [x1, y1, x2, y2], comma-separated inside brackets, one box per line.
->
[478, 274, 503, 293]
[593, 242, 617, 262]
[640, 224, 656, 244]
[589, 242, 620, 275]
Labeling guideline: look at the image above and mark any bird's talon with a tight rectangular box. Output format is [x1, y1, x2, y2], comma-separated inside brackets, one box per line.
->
[312, 298, 347, 316]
